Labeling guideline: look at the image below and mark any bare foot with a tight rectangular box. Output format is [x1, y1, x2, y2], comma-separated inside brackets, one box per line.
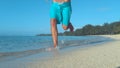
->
[46, 46, 59, 52]
[68, 23, 74, 32]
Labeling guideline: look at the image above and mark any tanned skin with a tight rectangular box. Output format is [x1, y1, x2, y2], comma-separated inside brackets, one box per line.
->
[51, 0, 74, 48]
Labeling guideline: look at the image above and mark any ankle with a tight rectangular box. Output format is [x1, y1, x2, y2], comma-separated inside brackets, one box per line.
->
[54, 44, 57, 48]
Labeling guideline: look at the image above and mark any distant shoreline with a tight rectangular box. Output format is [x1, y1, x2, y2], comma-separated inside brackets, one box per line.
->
[37, 21, 120, 36]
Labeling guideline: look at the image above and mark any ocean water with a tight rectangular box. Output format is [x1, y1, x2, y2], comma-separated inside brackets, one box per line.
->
[0, 36, 112, 60]
[0, 36, 53, 52]
[0, 36, 112, 53]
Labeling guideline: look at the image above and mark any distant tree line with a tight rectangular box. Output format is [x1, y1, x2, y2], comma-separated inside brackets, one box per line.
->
[37, 21, 120, 36]
[36, 33, 63, 36]
[64, 21, 120, 36]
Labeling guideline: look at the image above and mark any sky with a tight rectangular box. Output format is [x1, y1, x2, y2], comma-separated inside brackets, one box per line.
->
[0, 0, 120, 36]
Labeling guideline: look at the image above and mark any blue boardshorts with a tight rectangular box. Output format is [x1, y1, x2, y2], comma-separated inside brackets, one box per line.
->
[50, 2, 72, 26]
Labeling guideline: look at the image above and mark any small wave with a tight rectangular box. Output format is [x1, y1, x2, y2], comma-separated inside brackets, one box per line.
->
[0, 47, 47, 61]
[58, 36, 113, 49]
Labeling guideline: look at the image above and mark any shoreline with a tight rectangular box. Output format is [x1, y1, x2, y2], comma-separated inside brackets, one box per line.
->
[0, 34, 120, 68]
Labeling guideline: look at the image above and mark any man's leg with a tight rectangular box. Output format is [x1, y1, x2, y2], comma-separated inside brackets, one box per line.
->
[51, 19, 58, 48]
[62, 4, 74, 32]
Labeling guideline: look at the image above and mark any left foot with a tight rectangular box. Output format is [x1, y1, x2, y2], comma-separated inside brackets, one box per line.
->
[68, 23, 74, 32]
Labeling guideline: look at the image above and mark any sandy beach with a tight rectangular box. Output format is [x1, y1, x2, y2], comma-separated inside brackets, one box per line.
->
[0, 35, 120, 68]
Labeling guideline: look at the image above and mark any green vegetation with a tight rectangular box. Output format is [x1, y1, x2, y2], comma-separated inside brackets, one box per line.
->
[64, 21, 120, 36]
[37, 21, 120, 36]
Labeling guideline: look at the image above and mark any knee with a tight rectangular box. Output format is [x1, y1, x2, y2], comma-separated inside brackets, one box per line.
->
[51, 19, 57, 27]
[62, 25, 68, 30]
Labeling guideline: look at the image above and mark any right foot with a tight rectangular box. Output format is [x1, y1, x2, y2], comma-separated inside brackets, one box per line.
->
[46, 46, 59, 51]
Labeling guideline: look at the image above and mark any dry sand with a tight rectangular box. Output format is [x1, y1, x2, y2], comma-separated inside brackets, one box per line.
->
[0, 34, 120, 68]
